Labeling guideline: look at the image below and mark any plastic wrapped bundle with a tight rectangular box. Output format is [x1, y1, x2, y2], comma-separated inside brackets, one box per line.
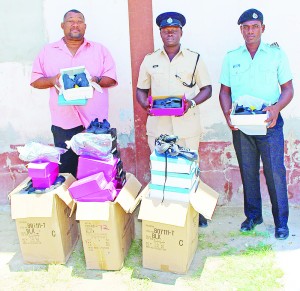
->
[17, 142, 67, 163]
[66, 133, 112, 160]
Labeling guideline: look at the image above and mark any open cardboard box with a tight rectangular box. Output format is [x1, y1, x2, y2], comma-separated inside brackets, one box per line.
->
[148, 95, 186, 116]
[230, 102, 269, 135]
[138, 180, 219, 274]
[9, 174, 79, 264]
[74, 173, 142, 270]
[59, 66, 94, 101]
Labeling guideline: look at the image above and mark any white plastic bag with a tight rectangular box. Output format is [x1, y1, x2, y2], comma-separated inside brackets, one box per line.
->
[17, 142, 67, 163]
[66, 133, 112, 160]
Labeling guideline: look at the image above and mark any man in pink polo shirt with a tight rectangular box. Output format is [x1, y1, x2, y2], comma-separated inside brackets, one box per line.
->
[31, 9, 118, 177]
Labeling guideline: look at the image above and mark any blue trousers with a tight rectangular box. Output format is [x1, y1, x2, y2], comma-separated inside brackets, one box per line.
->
[232, 114, 289, 228]
[51, 125, 85, 177]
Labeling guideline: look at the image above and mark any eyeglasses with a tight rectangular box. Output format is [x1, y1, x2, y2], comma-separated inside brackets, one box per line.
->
[240, 24, 262, 31]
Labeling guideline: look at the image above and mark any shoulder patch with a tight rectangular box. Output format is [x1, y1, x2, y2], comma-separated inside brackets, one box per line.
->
[270, 42, 280, 49]
[227, 46, 242, 54]
[147, 48, 160, 55]
[187, 48, 199, 55]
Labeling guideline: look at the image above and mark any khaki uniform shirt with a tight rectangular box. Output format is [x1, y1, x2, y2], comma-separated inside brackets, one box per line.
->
[137, 47, 211, 138]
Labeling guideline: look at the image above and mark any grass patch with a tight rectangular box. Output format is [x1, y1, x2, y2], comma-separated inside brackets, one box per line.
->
[228, 230, 271, 238]
[123, 239, 142, 270]
[122, 239, 152, 290]
[192, 242, 284, 290]
[71, 249, 86, 277]
[198, 233, 227, 250]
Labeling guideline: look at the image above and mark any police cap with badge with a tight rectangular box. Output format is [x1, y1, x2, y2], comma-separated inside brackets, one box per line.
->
[156, 12, 186, 29]
[237, 8, 263, 25]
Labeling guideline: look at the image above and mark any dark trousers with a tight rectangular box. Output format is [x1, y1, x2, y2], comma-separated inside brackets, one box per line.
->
[232, 114, 289, 228]
[51, 125, 85, 177]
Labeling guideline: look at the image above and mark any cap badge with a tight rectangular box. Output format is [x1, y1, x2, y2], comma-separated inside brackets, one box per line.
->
[167, 17, 173, 24]
[252, 13, 258, 19]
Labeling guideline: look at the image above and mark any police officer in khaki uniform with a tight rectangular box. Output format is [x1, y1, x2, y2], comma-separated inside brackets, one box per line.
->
[136, 12, 212, 227]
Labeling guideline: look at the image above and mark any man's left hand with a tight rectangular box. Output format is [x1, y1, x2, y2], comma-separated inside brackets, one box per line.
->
[264, 104, 280, 128]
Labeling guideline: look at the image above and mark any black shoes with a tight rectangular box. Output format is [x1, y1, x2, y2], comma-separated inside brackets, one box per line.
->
[199, 214, 208, 228]
[153, 97, 182, 108]
[86, 118, 111, 134]
[275, 226, 289, 240]
[240, 217, 263, 232]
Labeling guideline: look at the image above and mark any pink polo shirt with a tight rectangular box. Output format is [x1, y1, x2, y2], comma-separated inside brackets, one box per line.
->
[31, 38, 117, 129]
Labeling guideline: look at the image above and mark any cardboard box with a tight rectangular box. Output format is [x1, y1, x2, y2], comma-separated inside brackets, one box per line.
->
[27, 162, 59, 178]
[9, 174, 79, 264]
[138, 180, 219, 274]
[60, 66, 93, 101]
[148, 95, 186, 116]
[77, 155, 118, 180]
[230, 103, 269, 135]
[150, 151, 197, 174]
[31, 169, 59, 189]
[75, 173, 142, 270]
[68, 172, 117, 202]
[58, 93, 88, 106]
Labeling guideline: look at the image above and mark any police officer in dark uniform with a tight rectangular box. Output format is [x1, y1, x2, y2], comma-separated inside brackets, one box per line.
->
[219, 8, 294, 240]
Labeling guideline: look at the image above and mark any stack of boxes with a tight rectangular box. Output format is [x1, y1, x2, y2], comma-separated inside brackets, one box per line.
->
[68, 127, 125, 202]
[27, 161, 59, 189]
[138, 149, 219, 274]
[67, 124, 142, 270]
[148, 151, 199, 202]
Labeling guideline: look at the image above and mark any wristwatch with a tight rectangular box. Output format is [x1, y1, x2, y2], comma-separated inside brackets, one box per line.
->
[190, 99, 196, 108]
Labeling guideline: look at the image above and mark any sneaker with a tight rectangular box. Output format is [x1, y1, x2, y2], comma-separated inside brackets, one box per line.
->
[62, 74, 75, 89]
[74, 72, 89, 87]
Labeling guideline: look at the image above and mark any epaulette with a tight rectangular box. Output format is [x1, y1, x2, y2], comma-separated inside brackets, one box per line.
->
[226, 46, 243, 54]
[269, 42, 280, 49]
[187, 48, 199, 55]
[147, 48, 160, 55]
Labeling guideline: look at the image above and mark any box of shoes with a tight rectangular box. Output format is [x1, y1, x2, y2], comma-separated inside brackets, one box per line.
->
[75, 173, 142, 270]
[230, 102, 270, 135]
[150, 168, 198, 189]
[148, 95, 186, 116]
[68, 172, 117, 202]
[138, 180, 219, 274]
[9, 173, 79, 264]
[59, 66, 93, 101]
[77, 156, 119, 180]
[148, 178, 199, 203]
[150, 151, 197, 174]
[58, 93, 88, 106]
[28, 161, 59, 189]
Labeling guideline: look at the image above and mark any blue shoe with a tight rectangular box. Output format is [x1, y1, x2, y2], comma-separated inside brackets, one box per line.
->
[86, 118, 99, 133]
[74, 72, 89, 87]
[94, 119, 111, 134]
[62, 74, 75, 89]
[53, 175, 66, 186]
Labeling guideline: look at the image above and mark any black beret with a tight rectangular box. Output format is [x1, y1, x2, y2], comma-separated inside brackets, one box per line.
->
[156, 12, 186, 29]
[237, 8, 263, 25]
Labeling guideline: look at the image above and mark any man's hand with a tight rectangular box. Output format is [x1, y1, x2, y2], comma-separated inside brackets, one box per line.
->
[225, 108, 238, 131]
[264, 104, 280, 128]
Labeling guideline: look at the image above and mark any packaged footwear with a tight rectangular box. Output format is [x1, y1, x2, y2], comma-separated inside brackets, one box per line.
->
[74, 72, 89, 87]
[62, 74, 75, 89]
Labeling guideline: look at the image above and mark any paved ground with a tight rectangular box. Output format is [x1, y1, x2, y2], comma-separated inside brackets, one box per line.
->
[0, 204, 299, 290]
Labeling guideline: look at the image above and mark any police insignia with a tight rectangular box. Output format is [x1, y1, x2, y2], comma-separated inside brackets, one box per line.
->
[167, 17, 173, 24]
[252, 13, 258, 19]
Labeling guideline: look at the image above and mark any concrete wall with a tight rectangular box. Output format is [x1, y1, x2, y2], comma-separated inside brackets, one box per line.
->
[1, 0, 299, 205]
